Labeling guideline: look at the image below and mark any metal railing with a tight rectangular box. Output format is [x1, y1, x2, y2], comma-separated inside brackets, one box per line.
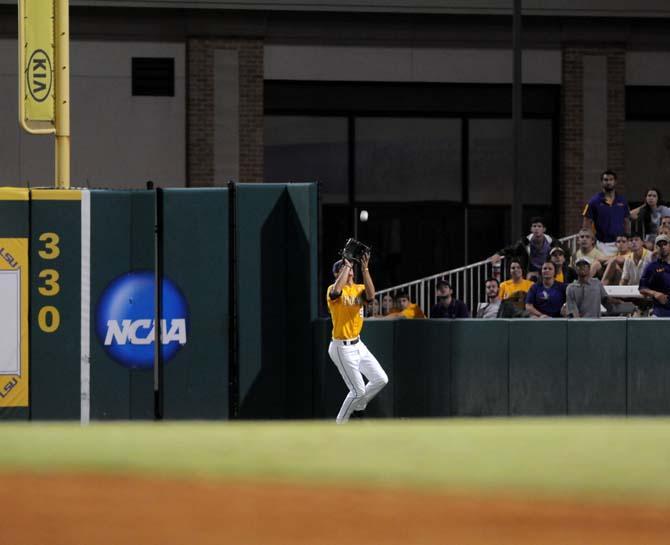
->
[374, 233, 579, 318]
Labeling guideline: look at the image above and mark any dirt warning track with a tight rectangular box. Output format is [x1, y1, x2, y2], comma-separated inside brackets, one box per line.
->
[6, 472, 670, 545]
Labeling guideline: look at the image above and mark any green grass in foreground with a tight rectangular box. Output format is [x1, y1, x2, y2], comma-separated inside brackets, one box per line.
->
[2, 418, 670, 503]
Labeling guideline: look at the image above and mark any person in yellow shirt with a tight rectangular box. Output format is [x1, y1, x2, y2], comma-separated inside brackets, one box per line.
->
[498, 259, 534, 301]
[326, 253, 388, 424]
[386, 291, 426, 319]
[497, 259, 535, 316]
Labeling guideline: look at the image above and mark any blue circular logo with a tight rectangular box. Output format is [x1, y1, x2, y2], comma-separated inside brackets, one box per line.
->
[95, 271, 189, 369]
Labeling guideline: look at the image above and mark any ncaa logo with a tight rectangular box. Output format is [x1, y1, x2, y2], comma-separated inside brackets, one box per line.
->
[95, 271, 189, 369]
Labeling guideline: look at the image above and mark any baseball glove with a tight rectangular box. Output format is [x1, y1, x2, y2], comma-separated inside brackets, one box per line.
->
[340, 238, 371, 263]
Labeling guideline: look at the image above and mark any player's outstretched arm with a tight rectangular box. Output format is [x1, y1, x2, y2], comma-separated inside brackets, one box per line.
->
[361, 253, 375, 301]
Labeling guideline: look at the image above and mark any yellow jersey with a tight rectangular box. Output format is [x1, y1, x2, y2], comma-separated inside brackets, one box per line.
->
[498, 278, 534, 300]
[327, 282, 366, 340]
[388, 303, 426, 319]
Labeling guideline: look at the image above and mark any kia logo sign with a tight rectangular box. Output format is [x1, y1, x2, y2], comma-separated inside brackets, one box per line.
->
[27, 49, 53, 103]
[95, 271, 189, 369]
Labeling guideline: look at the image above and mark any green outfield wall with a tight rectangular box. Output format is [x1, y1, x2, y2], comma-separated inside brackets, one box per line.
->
[2, 184, 668, 420]
[0, 184, 317, 421]
[313, 317, 670, 418]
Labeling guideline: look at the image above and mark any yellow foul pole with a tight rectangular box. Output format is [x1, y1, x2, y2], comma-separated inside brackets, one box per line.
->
[54, 0, 70, 189]
[18, 0, 70, 188]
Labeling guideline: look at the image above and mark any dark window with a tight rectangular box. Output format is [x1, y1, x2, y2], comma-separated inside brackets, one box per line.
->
[265, 116, 348, 203]
[468, 118, 552, 206]
[132, 57, 174, 97]
[355, 117, 462, 202]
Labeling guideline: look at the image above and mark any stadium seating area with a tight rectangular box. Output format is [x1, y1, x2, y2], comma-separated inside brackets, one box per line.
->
[373, 182, 670, 319]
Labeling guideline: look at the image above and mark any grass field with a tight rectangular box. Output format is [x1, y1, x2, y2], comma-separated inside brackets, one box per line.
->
[3, 418, 670, 504]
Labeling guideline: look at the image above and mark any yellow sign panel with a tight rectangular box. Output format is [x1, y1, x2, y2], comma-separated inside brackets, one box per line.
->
[22, 0, 54, 123]
[32, 189, 81, 201]
[0, 239, 29, 407]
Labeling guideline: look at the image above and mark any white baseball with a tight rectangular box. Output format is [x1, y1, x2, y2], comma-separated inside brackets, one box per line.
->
[359, 210, 369, 222]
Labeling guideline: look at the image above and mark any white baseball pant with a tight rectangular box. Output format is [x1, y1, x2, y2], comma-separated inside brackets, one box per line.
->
[328, 338, 388, 424]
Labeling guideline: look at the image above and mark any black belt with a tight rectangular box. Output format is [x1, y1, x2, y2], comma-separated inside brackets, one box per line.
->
[339, 338, 359, 345]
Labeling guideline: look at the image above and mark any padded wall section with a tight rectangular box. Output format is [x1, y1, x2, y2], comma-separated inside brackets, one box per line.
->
[567, 320, 627, 415]
[89, 191, 154, 420]
[627, 319, 670, 415]
[236, 185, 288, 418]
[236, 184, 318, 419]
[162, 188, 229, 419]
[30, 192, 82, 420]
[450, 320, 509, 416]
[314, 318, 667, 418]
[395, 319, 450, 417]
[509, 320, 567, 415]
[312, 318, 333, 419]
[284, 184, 319, 418]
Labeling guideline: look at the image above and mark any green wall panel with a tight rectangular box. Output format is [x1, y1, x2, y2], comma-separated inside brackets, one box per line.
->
[284, 184, 318, 418]
[509, 320, 567, 415]
[627, 319, 670, 415]
[395, 319, 450, 417]
[30, 195, 81, 420]
[450, 319, 509, 416]
[312, 318, 333, 418]
[90, 191, 154, 420]
[89, 191, 132, 419]
[123, 192, 155, 420]
[236, 184, 318, 419]
[286, 184, 319, 322]
[162, 188, 229, 419]
[567, 320, 627, 415]
[236, 184, 288, 418]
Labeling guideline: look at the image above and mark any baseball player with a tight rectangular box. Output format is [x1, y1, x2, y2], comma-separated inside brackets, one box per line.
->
[327, 253, 388, 423]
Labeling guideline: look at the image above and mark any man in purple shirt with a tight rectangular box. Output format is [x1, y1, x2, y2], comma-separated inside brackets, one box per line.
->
[582, 170, 631, 257]
[525, 261, 566, 318]
[639, 234, 670, 317]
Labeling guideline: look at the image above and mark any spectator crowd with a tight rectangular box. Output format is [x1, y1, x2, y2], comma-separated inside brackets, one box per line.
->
[369, 170, 670, 320]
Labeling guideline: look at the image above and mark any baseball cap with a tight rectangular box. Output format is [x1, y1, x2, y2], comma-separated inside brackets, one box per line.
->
[655, 234, 670, 245]
[575, 256, 592, 265]
[549, 246, 565, 256]
[332, 259, 345, 275]
[661, 209, 670, 218]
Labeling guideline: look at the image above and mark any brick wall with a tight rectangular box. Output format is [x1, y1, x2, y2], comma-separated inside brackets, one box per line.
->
[560, 46, 625, 235]
[187, 38, 264, 186]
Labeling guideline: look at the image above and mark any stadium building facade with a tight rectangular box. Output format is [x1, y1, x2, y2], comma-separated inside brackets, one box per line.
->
[1, 0, 670, 287]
